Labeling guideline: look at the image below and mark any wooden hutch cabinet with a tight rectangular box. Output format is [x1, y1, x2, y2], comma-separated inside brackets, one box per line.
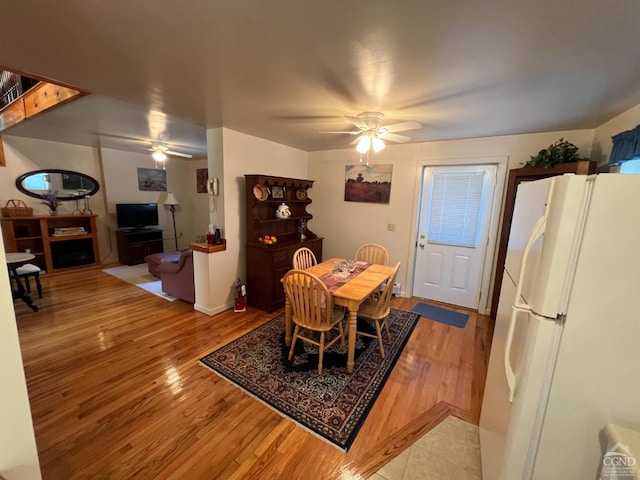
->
[245, 174, 323, 312]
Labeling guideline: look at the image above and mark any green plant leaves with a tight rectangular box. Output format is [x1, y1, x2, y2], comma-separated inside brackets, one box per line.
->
[523, 138, 586, 168]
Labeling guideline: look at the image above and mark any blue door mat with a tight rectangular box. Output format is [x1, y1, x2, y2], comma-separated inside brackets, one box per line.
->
[411, 302, 469, 328]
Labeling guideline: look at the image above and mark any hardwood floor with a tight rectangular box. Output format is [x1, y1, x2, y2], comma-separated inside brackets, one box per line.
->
[13, 266, 493, 479]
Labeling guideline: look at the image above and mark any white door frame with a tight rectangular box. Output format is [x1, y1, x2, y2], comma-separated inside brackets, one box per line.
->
[407, 155, 508, 314]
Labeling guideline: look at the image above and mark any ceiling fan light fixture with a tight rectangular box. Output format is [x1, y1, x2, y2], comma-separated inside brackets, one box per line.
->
[152, 150, 168, 162]
[356, 136, 371, 154]
[371, 137, 385, 152]
[322, 111, 420, 153]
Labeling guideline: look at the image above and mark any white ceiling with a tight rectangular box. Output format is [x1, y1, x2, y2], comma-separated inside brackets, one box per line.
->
[2, 0, 640, 156]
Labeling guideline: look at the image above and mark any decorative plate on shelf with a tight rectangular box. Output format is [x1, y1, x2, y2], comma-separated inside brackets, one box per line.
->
[252, 184, 269, 201]
[295, 188, 307, 200]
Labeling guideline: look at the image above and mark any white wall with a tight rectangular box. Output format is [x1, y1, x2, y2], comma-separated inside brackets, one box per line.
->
[206, 128, 225, 232]
[308, 129, 595, 304]
[223, 128, 308, 263]
[100, 148, 209, 257]
[0, 239, 42, 479]
[180, 158, 210, 244]
[198, 128, 308, 313]
[0, 139, 207, 264]
[0, 137, 104, 217]
[0, 136, 111, 264]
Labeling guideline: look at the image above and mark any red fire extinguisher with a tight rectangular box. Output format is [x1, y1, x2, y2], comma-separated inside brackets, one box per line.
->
[234, 279, 246, 312]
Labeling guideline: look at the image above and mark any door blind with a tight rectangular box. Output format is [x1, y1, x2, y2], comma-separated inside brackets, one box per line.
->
[427, 171, 485, 248]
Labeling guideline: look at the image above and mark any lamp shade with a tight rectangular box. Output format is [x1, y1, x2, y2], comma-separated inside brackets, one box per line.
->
[371, 137, 385, 152]
[164, 192, 180, 206]
[356, 136, 371, 154]
[152, 150, 167, 162]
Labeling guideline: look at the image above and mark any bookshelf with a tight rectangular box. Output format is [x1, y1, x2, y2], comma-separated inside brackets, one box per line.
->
[1, 214, 100, 273]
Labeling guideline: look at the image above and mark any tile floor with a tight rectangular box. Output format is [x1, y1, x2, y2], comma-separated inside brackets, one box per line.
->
[371, 415, 482, 480]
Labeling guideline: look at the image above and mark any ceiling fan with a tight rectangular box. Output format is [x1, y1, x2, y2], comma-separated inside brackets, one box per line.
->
[148, 144, 193, 161]
[321, 112, 421, 153]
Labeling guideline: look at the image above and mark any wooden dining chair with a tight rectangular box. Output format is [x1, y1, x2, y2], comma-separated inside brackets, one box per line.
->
[292, 247, 317, 269]
[354, 243, 390, 265]
[283, 270, 345, 374]
[356, 262, 401, 358]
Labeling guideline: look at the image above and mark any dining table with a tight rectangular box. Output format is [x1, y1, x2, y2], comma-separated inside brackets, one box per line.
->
[284, 257, 396, 373]
[6, 252, 39, 312]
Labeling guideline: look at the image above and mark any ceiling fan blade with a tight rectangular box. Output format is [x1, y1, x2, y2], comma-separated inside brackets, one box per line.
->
[383, 121, 421, 133]
[344, 115, 368, 130]
[166, 150, 193, 158]
[319, 130, 360, 134]
[271, 114, 340, 121]
[381, 133, 412, 143]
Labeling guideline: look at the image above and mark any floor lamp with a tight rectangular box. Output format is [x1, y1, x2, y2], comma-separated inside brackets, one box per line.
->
[163, 192, 179, 251]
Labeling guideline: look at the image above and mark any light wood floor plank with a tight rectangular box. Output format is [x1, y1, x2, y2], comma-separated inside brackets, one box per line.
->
[13, 267, 492, 479]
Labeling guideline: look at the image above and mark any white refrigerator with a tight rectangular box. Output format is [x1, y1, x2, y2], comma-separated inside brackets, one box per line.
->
[479, 173, 640, 480]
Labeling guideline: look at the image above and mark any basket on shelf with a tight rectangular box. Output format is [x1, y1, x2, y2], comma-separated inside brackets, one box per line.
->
[1, 199, 33, 218]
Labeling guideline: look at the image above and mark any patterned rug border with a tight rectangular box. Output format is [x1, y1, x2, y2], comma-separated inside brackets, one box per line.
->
[199, 308, 420, 451]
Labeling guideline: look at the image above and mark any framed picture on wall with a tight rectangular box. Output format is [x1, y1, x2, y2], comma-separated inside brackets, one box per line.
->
[271, 185, 284, 199]
[344, 164, 393, 203]
[196, 168, 208, 193]
[137, 168, 167, 192]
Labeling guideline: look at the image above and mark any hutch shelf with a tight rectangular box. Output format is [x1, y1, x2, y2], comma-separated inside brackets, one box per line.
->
[245, 174, 323, 312]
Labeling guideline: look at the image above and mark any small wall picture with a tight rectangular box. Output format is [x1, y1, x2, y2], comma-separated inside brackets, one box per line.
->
[344, 164, 393, 203]
[196, 168, 208, 193]
[137, 168, 167, 192]
[271, 185, 284, 199]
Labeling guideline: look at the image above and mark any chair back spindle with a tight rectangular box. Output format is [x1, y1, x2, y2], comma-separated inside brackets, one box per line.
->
[354, 243, 390, 265]
[292, 247, 317, 270]
[372, 262, 401, 318]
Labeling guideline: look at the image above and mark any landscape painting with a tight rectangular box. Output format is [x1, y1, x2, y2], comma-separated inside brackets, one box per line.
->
[344, 164, 393, 203]
[137, 168, 167, 192]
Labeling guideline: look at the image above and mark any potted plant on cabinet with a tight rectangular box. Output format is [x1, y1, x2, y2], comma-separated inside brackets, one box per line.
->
[524, 138, 588, 168]
[40, 192, 62, 215]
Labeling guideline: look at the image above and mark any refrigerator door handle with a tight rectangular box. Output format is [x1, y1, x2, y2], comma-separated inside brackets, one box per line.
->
[513, 215, 547, 310]
[504, 215, 547, 402]
[505, 304, 532, 402]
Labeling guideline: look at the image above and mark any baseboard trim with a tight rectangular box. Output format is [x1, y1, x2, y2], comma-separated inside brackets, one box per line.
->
[194, 301, 234, 316]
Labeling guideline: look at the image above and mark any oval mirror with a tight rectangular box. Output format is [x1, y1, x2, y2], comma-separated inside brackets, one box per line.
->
[16, 169, 100, 201]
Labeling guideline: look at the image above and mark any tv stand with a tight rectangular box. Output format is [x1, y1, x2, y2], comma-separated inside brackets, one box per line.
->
[116, 227, 163, 265]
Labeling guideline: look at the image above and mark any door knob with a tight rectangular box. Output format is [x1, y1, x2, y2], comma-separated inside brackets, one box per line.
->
[419, 243, 425, 249]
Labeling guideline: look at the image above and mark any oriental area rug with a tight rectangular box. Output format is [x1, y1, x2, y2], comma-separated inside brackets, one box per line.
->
[199, 308, 420, 451]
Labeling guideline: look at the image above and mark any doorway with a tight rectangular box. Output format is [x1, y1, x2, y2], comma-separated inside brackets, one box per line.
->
[412, 163, 499, 310]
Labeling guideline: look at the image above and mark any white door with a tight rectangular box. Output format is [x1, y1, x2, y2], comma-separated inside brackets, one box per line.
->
[412, 164, 497, 308]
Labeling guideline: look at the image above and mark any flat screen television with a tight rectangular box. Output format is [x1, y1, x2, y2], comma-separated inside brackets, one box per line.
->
[116, 203, 159, 229]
